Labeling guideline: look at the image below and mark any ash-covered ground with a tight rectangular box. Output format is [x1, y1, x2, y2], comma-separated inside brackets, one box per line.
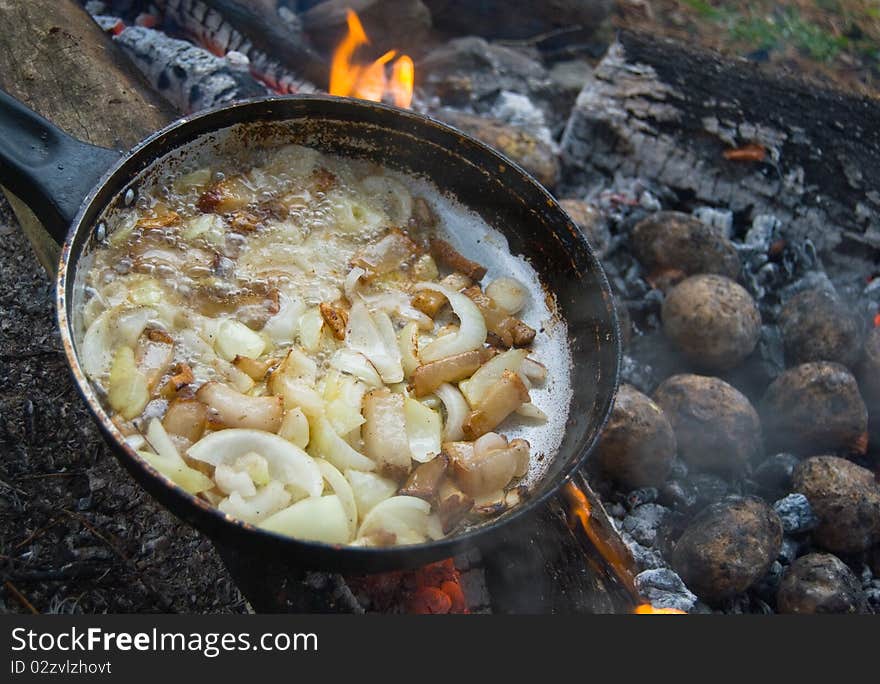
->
[0, 198, 246, 614]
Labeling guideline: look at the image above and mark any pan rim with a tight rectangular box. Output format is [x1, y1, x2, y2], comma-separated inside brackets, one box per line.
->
[55, 94, 621, 568]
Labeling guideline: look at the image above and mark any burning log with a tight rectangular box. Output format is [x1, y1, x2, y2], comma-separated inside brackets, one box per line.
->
[560, 32, 880, 255]
[141, 0, 324, 90]
[113, 25, 269, 112]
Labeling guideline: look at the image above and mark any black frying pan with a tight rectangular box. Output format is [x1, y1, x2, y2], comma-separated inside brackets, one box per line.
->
[0, 90, 620, 573]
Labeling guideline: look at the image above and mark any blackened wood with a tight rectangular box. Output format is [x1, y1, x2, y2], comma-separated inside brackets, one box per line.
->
[561, 31, 880, 254]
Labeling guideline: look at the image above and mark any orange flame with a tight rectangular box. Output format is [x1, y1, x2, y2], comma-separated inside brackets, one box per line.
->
[634, 604, 687, 615]
[563, 482, 687, 615]
[329, 10, 414, 108]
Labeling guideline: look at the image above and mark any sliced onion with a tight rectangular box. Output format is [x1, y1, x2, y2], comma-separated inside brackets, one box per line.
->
[405, 398, 442, 463]
[435, 382, 469, 441]
[360, 175, 413, 225]
[215, 463, 257, 497]
[521, 357, 548, 384]
[413, 283, 486, 362]
[485, 277, 528, 315]
[259, 494, 351, 543]
[357, 496, 441, 545]
[278, 407, 310, 448]
[323, 370, 367, 436]
[345, 301, 403, 383]
[473, 431, 508, 459]
[459, 348, 528, 408]
[138, 419, 213, 494]
[309, 416, 376, 472]
[262, 293, 306, 346]
[187, 429, 323, 496]
[397, 322, 420, 378]
[81, 307, 154, 380]
[344, 266, 366, 302]
[329, 349, 383, 387]
[219, 481, 291, 524]
[315, 458, 358, 539]
[344, 469, 398, 520]
[516, 402, 548, 421]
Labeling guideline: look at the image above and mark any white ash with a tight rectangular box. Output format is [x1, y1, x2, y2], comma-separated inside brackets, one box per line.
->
[692, 206, 733, 238]
[772, 494, 819, 535]
[635, 568, 697, 613]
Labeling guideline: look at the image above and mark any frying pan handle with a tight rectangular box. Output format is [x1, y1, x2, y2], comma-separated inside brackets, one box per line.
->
[0, 89, 122, 243]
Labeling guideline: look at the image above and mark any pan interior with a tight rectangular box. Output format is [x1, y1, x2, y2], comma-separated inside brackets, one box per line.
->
[65, 99, 617, 543]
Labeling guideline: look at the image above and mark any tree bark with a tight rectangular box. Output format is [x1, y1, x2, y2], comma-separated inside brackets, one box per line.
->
[0, 0, 175, 272]
[561, 31, 880, 253]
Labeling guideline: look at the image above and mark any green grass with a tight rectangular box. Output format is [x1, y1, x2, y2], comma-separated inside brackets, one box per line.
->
[728, 8, 850, 62]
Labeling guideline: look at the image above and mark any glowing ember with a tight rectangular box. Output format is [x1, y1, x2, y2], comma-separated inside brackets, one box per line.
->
[634, 603, 687, 615]
[329, 9, 414, 108]
[874, 311, 880, 328]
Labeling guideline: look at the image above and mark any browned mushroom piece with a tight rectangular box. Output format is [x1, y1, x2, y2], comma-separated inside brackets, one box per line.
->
[196, 381, 283, 432]
[166, 362, 194, 394]
[136, 210, 181, 230]
[350, 228, 419, 278]
[411, 272, 473, 317]
[446, 437, 530, 497]
[436, 480, 475, 533]
[362, 388, 411, 480]
[319, 302, 349, 340]
[227, 208, 264, 233]
[398, 453, 449, 501]
[162, 397, 208, 444]
[429, 238, 487, 281]
[196, 176, 255, 214]
[462, 370, 530, 439]
[463, 286, 536, 348]
[411, 348, 493, 397]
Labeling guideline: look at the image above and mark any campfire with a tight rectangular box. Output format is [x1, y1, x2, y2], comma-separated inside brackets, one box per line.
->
[329, 9, 414, 108]
[1, 0, 879, 617]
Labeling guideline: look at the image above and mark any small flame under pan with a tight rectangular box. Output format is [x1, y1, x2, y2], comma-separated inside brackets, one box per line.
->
[0, 92, 620, 572]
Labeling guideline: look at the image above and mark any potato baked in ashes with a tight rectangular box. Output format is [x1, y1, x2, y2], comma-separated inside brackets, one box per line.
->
[77, 143, 568, 547]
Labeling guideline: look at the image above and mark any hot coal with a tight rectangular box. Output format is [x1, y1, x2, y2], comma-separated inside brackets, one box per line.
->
[777, 552, 866, 614]
[792, 456, 880, 554]
[772, 493, 819, 535]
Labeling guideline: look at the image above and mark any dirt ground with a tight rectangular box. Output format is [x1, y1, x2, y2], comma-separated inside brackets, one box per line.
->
[614, 0, 880, 97]
[0, 198, 247, 614]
